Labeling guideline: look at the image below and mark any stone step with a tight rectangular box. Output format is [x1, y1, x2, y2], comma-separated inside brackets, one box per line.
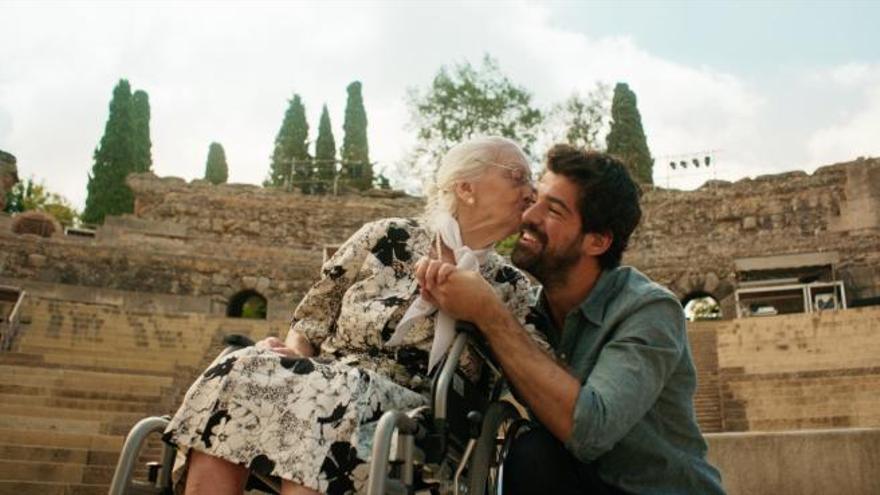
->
[16, 342, 209, 363]
[17, 335, 214, 353]
[0, 382, 164, 402]
[0, 480, 109, 495]
[0, 364, 173, 390]
[0, 443, 117, 466]
[0, 427, 122, 451]
[7, 349, 187, 375]
[0, 392, 158, 414]
[0, 404, 145, 425]
[0, 460, 85, 483]
[0, 414, 104, 435]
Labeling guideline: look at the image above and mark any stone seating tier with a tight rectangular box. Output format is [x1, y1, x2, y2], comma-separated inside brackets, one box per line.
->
[0, 294, 287, 494]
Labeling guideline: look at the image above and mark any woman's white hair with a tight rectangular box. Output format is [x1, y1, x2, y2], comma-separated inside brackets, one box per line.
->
[423, 136, 528, 231]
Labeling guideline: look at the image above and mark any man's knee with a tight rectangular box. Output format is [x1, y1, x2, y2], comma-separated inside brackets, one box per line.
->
[503, 428, 575, 494]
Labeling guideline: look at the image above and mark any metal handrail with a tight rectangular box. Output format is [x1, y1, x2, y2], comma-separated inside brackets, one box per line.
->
[0, 288, 26, 351]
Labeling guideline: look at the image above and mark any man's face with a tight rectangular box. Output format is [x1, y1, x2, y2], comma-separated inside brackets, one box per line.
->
[511, 171, 586, 286]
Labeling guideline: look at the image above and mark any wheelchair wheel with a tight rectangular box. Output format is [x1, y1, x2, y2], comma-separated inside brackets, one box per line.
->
[466, 401, 529, 495]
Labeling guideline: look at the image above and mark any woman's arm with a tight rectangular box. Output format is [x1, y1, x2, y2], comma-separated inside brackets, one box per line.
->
[284, 220, 385, 353]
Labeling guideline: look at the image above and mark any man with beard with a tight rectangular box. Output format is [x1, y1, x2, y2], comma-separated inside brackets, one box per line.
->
[415, 145, 724, 494]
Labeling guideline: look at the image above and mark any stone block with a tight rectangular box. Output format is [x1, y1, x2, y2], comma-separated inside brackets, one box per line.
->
[27, 254, 46, 268]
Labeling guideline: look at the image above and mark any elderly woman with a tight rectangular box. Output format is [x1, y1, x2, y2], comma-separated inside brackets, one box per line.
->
[164, 136, 548, 495]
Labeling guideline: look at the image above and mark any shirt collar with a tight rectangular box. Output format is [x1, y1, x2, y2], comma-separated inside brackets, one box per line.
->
[533, 267, 623, 328]
[577, 267, 624, 326]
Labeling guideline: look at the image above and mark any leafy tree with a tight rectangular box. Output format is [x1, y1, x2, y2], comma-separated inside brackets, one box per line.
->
[204, 142, 229, 185]
[341, 81, 371, 190]
[268, 94, 310, 192]
[685, 296, 721, 321]
[314, 104, 337, 193]
[131, 90, 152, 173]
[5, 177, 79, 226]
[541, 83, 610, 151]
[82, 79, 137, 224]
[606, 82, 654, 184]
[406, 55, 542, 180]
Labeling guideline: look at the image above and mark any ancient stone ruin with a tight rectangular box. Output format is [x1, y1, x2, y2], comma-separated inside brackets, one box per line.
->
[0, 150, 18, 212]
[0, 157, 878, 494]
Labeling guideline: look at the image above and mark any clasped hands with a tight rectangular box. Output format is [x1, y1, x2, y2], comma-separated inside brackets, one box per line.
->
[413, 256, 501, 324]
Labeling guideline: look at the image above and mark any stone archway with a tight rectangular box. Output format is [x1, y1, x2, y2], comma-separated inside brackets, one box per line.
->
[682, 291, 722, 321]
[672, 271, 735, 320]
[226, 289, 267, 319]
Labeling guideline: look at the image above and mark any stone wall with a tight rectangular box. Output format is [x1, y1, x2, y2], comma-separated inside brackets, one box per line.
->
[1, 158, 878, 323]
[0, 150, 18, 212]
[628, 158, 880, 315]
[127, 173, 424, 248]
[690, 306, 880, 432]
[0, 231, 318, 320]
[706, 428, 880, 495]
[1, 177, 425, 319]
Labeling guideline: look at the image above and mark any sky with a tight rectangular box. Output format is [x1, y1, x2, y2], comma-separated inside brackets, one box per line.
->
[2, 0, 879, 209]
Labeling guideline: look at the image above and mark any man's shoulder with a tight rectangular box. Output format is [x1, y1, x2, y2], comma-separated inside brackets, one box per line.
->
[607, 266, 682, 318]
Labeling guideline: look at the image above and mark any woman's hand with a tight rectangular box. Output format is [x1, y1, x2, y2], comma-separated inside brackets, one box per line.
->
[256, 333, 315, 358]
[415, 258, 503, 325]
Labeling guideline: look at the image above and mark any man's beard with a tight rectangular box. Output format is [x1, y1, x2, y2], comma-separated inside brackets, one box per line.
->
[511, 223, 583, 288]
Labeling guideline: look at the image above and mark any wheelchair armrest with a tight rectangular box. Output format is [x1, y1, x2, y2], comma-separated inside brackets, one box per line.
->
[454, 320, 480, 336]
[223, 334, 256, 348]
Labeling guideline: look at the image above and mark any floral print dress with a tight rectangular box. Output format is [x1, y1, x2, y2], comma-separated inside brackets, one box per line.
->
[164, 218, 547, 494]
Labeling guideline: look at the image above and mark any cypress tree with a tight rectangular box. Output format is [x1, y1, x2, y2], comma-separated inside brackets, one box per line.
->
[314, 104, 337, 194]
[82, 79, 136, 224]
[606, 82, 653, 184]
[131, 90, 152, 173]
[268, 94, 310, 192]
[204, 142, 229, 185]
[341, 81, 371, 190]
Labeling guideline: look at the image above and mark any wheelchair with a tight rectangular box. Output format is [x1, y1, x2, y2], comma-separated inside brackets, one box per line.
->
[109, 322, 532, 495]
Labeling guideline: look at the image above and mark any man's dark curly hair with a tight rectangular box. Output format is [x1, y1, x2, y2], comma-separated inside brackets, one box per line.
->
[545, 144, 642, 269]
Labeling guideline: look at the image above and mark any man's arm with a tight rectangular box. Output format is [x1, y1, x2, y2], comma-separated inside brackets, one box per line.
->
[420, 260, 688, 462]
[416, 261, 580, 442]
[477, 298, 581, 441]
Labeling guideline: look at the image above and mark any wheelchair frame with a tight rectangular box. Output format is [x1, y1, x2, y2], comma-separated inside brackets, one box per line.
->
[110, 326, 528, 495]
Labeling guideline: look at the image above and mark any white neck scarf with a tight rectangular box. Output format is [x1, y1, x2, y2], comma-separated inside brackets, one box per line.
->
[385, 212, 490, 371]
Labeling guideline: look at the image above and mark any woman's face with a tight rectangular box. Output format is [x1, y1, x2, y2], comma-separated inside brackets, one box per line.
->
[463, 154, 535, 240]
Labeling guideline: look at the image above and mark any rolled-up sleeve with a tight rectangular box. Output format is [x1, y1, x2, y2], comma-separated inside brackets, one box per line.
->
[564, 294, 686, 462]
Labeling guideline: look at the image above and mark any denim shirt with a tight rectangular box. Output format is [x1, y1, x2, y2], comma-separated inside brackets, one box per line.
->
[533, 266, 725, 494]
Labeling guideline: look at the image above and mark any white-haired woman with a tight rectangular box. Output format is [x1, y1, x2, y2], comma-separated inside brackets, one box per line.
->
[165, 136, 549, 495]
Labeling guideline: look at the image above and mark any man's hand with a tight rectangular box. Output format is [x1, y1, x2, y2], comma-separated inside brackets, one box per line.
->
[416, 257, 579, 443]
[414, 257, 504, 325]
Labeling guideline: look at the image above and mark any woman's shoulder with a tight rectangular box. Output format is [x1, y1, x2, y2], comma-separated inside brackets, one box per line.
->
[361, 217, 425, 234]
[351, 217, 428, 242]
[483, 252, 532, 289]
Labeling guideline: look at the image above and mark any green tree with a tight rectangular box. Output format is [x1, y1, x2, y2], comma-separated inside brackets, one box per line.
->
[82, 79, 137, 224]
[5, 177, 79, 226]
[341, 81, 371, 190]
[542, 83, 611, 151]
[406, 55, 542, 179]
[268, 94, 310, 192]
[131, 90, 152, 173]
[204, 142, 229, 185]
[606, 82, 654, 184]
[314, 104, 337, 194]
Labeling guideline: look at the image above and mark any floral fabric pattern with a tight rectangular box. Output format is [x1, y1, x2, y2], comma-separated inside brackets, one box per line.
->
[164, 218, 547, 494]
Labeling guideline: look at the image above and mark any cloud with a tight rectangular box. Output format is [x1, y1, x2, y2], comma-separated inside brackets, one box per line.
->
[806, 64, 880, 167]
[0, 0, 874, 210]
